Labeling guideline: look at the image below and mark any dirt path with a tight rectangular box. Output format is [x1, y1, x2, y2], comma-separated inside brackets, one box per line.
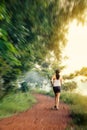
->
[0, 94, 71, 130]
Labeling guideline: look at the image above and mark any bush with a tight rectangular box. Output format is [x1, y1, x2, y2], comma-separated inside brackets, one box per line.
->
[62, 81, 78, 91]
[21, 82, 28, 92]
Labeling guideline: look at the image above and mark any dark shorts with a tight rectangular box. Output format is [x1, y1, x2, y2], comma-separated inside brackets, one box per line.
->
[53, 86, 61, 94]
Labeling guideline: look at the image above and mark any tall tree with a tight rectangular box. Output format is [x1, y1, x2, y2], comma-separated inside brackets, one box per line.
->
[0, 0, 87, 93]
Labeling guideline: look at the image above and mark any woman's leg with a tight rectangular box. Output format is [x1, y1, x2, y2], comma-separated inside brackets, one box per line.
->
[55, 92, 60, 109]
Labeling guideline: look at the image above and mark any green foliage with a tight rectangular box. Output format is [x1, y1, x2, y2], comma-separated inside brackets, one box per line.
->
[61, 92, 87, 129]
[0, 92, 36, 119]
[62, 81, 78, 91]
[2, 68, 21, 88]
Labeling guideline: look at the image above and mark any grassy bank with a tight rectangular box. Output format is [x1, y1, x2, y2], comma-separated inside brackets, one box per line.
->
[61, 92, 87, 130]
[0, 92, 36, 119]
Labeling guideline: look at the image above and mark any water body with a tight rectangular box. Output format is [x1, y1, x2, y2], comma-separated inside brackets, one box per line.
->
[72, 76, 87, 96]
[74, 81, 87, 96]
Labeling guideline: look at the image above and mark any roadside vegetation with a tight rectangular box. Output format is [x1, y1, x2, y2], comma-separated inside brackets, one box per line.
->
[0, 92, 36, 119]
[61, 92, 87, 130]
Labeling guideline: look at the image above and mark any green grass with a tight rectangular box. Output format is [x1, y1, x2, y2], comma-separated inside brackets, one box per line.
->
[32, 88, 54, 96]
[60, 92, 87, 130]
[0, 92, 37, 119]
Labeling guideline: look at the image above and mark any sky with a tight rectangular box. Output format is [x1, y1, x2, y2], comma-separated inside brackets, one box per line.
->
[62, 20, 87, 74]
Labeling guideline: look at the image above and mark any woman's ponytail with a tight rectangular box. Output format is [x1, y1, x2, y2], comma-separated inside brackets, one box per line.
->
[55, 69, 60, 79]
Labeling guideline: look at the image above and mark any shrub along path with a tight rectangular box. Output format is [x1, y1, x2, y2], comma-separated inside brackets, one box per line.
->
[0, 94, 71, 130]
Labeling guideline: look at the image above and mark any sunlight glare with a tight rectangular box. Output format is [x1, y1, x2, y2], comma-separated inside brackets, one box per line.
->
[63, 20, 87, 74]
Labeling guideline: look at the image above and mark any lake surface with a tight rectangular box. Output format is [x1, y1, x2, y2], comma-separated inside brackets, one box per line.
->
[74, 81, 87, 96]
[72, 76, 87, 96]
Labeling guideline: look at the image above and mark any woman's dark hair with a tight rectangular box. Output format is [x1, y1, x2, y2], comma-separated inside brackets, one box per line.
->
[55, 69, 60, 79]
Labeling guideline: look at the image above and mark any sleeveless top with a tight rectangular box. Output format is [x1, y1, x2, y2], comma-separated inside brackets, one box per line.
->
[52, 75, 62, 87]
[53, 79, 61, 87]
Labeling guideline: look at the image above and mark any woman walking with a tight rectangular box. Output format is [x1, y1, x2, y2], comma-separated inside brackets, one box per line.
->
[51, 69, 62, 110]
